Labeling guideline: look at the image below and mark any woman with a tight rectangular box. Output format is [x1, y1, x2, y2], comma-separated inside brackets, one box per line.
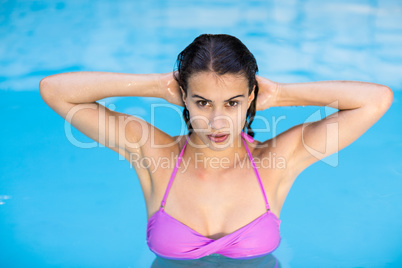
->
[39, 34, 393, 260]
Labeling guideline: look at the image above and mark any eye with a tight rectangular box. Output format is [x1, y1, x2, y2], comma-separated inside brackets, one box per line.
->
[196, 100, 209, 107]
[227, 101, 239, 107]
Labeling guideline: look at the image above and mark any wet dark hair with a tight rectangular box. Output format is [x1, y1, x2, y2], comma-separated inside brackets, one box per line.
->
[174, 33, 259, 138]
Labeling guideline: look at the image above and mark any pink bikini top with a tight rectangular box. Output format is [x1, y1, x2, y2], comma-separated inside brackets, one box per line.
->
[146, 132, 281, 260]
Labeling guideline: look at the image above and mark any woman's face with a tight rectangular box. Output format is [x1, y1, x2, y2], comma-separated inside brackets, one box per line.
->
[181, 71, 255, 149]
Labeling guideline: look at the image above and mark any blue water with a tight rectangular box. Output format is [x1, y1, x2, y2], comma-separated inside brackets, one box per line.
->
[1, 0, 401, 267]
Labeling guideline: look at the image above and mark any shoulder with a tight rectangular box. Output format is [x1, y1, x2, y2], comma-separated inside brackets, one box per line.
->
[130, 134, 189, 198]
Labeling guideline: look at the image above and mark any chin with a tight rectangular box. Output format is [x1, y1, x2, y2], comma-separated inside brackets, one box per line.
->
[205, 136, 234, 150]
[209, 143, 231, 151]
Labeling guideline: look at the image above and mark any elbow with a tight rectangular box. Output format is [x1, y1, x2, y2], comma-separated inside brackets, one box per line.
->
[39, 77, 50, 102]
[369, 85, 394, 114]
[39, 77, 48, 92]
[39, 76, 57, 104]
[364, 85, 394, 115]
[380, 85, 394, 110]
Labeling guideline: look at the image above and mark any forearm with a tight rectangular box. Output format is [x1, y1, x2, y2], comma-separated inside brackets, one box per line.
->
[273, 80, 391, 110]
[39, 71, 164, 103]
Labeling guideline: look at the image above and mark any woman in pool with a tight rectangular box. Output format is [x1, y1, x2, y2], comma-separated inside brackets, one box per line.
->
[39, 34, 393, 260]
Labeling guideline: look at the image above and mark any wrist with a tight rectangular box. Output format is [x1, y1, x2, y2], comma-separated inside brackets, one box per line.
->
[256, 76, 281, 109]
[156, 73, 166, 99]
[272, 82, 282, 106]
[146, 73, 166, 99]
[157, 72, 183, 106]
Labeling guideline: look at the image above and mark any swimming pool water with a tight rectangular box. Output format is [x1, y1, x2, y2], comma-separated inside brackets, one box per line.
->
[1, 0, 401, 267]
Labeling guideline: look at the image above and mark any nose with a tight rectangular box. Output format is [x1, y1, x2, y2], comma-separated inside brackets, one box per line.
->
[209, 111, 231, 131]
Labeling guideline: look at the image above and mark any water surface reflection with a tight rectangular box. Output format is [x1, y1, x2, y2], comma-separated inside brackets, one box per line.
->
[151, 253, 281, 268]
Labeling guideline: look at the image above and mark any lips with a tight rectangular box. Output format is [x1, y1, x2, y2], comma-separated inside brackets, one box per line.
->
[207, 133, 229, 143]
[211, 133, 227, 137]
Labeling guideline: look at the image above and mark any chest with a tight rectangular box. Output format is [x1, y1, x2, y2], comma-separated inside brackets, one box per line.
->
[149, 163, 282, 240]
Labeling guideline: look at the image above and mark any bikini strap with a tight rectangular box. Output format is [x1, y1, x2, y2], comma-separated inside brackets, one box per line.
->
[161, 135, 190, 208]
[241, 132, 271, 211]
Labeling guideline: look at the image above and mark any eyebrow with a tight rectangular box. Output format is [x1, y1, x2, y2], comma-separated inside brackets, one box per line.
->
[191, 94, 245, 102]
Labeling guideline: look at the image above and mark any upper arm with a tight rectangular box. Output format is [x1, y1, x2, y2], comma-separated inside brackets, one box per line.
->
[288, 86, 393, 175]
[39, 79, 174, 161]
